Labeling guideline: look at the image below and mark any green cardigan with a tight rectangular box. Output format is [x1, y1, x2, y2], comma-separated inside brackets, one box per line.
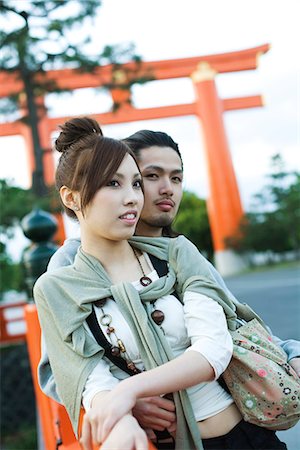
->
[34, 235, 260, 449]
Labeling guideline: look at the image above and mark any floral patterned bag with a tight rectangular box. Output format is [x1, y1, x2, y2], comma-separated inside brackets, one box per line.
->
[222, 318, 300, 430]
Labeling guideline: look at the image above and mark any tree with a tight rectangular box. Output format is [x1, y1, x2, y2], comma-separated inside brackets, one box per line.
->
[173, 191, 213, 260]
[0, 178, 60, 236]
[228, 154, 300, 257]
[0, 0, 144, 195]
[0, 242, 24, 296]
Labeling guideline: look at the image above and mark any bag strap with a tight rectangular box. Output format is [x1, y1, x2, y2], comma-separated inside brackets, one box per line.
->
[148, 254, 180, 301]
[148, 253, 169, 277]
[86, 308, 137, 376]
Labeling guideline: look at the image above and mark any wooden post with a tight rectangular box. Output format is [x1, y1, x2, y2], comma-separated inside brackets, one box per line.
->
[191, 62, 247, 275]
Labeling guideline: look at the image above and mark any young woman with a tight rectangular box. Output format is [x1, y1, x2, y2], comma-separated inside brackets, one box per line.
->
[34, 117, 287, 450]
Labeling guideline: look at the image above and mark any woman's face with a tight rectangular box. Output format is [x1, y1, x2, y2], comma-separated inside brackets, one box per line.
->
[80, 153, 144, 243]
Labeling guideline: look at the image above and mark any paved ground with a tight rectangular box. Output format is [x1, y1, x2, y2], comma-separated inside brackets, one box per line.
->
[225, 264, 300, 340]
[225, 263, 300, 450]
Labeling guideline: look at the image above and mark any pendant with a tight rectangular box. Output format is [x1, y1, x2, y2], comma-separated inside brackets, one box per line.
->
[111, 346, 121, 356]
[95, 298, 107, 308]
[117, 339, 126, 353]
[140, 276, 152, 287]
[127, 361, 141, 374]
[100, 313, 112, 326]
[151, 309, 165, 325]
[106, 326, 115, 335]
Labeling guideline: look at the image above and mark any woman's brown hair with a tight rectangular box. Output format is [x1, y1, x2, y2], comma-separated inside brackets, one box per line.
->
[55, 116, 138, 218]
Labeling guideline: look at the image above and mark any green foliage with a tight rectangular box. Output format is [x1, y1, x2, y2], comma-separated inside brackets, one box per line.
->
[228, 154, 300, 255]
[173, 191, 213, 260]
[0, 179, 61, 236]
[0, 0, 102, 73]
[0, 1, 148, 194]
[0, 0, 146, 113]
[1, 424, 37, 450]
[0, 179, 35, 236]
[0, 243, 24, 295]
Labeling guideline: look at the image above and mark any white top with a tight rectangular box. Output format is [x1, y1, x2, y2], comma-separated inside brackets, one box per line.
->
[82, 254, 233, 421]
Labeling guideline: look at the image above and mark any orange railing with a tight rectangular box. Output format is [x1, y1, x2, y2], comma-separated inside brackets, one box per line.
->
[24, 304, 157, 450]
[0, 301, 27, 345]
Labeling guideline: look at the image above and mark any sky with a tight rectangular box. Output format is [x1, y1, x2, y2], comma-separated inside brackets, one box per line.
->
[1, 0, 299, 250]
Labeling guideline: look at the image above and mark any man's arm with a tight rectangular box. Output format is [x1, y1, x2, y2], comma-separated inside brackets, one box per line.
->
[272, 335, 300, 376]
[47, 237, 81, 271]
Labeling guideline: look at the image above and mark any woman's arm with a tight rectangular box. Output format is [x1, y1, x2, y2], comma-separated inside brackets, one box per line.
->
[85, 350, 213, 445]
[83, 291, 232, 444]
[83, 340, 177, 433]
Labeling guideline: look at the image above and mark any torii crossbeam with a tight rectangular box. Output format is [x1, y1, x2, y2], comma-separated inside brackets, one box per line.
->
[0, 43, 270, 275]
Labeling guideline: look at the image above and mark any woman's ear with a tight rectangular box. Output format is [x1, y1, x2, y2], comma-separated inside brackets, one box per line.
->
[60, 186, 81, 213]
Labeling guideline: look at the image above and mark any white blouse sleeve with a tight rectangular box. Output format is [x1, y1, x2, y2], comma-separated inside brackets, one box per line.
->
[82, 358, 119, 411]
[183, 291, 233, 379]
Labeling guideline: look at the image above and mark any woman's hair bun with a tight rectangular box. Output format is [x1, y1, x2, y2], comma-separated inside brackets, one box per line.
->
[55, 116, 103, 153]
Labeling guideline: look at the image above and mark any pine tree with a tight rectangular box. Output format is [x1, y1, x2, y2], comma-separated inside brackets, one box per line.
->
[0, 0, 142, 195]
[227, 154, 300, 258]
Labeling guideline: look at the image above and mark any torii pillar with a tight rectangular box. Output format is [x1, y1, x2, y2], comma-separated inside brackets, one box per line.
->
[192, 62, 246, 275]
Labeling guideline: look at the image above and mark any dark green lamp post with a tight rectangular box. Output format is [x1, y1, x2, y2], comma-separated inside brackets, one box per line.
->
[21, 208, 59, 298]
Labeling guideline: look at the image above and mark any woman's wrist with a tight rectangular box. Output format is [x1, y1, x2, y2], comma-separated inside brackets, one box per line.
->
[90, 390, 110, 409]
[117, 375, 144, 401]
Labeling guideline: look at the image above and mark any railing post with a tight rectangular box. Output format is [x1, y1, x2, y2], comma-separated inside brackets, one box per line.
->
[21, 208, 59, 299]
[21, 208, 59, 450]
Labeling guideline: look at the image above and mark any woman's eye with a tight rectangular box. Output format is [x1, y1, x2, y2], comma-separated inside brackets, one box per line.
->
[107, 180, 120, 187]
[133, 179, 143, 188]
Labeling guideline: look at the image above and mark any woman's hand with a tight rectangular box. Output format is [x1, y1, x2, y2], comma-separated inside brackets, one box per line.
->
[101, 415, 148, 450]
[81, 413, 148, 450]
[81, 388, 137, 446]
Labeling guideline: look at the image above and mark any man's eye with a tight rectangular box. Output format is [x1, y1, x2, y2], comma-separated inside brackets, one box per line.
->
[172, 176, 182, 184]
[133, 179, 143, 188]
[107, 180, 120, 187]
[145, 173, 158, 179]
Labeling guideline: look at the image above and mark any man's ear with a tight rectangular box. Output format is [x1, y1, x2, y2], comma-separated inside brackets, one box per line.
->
[60, 186, 81, 212]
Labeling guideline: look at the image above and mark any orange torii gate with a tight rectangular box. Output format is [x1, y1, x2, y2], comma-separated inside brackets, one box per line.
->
[0, 43, 270, 275]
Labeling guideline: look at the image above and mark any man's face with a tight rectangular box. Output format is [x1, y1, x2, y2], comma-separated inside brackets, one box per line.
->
[135, 145, 183, 236]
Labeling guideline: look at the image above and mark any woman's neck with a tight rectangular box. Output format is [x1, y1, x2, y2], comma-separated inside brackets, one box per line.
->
[81, 234, 130, 264]
[80, 234, 147, 284]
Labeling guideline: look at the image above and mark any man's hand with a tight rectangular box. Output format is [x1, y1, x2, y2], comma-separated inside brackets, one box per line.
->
[132, 396, 176, 434]
[289, 357, 300, 377]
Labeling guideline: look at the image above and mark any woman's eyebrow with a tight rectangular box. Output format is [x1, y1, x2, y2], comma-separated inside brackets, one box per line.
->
[113, 172, 141, 178]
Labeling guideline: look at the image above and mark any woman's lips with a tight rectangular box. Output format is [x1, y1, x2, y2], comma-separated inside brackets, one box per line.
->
[119, 211, 137, 225]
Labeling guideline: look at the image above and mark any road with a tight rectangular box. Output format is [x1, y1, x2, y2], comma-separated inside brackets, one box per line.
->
[225, 264, 300, 340]
[225, 263, 300, 450]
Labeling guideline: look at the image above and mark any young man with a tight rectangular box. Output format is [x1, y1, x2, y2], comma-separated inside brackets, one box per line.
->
[41, 129, 300, 438]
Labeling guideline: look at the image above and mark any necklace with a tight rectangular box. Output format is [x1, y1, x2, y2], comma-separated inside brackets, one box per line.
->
[95, 298, 141, 374]
[132, 247, 165, 326]
[132, 246, 152, 287]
